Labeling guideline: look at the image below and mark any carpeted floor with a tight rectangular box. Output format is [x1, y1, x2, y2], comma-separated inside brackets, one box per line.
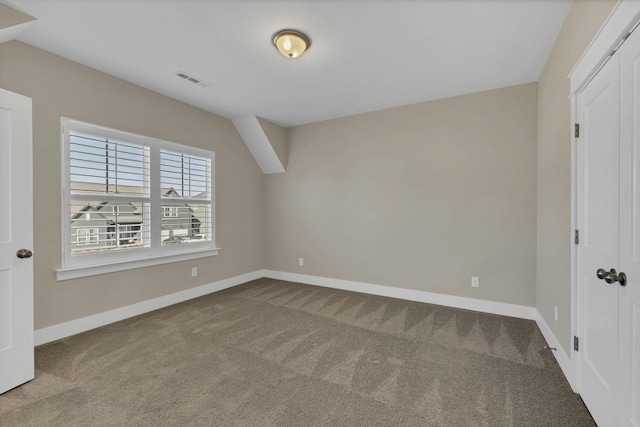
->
[1, 278, 594, 426]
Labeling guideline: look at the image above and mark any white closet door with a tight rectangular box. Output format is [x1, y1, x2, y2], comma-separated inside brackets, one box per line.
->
[619, 26, 640, 427]
[577, 51, 621, 427]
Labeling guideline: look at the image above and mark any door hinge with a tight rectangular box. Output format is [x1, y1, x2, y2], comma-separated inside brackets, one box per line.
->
[575, 123, 580, 138]
[574, 229, 579, 245]
[574, 336, 579, 351]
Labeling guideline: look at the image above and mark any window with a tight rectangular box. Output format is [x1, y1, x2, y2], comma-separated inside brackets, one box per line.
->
[162, 207, 178, 217]
[117, 225, 141, 246]
[59, 118, 217, 280]
[76, 228, 99, 246]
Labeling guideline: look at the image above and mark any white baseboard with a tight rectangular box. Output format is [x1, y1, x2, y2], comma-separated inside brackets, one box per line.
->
[535, 309, 576, 391]
[264, 270, 536, 320]
[34, 270, 264, 346]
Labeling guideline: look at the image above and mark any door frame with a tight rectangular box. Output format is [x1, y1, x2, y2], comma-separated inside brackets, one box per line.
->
[569, 0, 640, 392]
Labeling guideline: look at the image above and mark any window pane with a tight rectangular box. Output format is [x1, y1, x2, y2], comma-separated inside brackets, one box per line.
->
[70, 131, 149, 196]
[70, 200, 149, 254]
[161, 202, 210, 245]
[160, 149, 210, 199]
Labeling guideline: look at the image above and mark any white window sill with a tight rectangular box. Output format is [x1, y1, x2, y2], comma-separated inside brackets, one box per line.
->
[56, 248, 220, 281]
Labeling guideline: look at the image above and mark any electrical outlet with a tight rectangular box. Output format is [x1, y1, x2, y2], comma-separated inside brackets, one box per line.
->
[471, 277, 479, 288]
[299, 258, 304, 266]
[554, 306, 558, 322]
[192, 267, 198, 277]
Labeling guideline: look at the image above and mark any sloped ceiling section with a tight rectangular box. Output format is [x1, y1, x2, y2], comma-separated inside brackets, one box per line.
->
[0, 3, 35, 43]
[257, 117, 288, 170]
[233, 116, 287, 174]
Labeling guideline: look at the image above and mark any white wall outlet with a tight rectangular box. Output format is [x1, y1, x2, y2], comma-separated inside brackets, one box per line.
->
[471, 277, 479, 288]
[554, 305, 558, 322]
[191, 267, 198, 277]
[299, 258, 304, 266]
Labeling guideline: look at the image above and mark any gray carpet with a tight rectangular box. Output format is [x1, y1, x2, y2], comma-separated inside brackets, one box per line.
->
[1, 278, 594, 426]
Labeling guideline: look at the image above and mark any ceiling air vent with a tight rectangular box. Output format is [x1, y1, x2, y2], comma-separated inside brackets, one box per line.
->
[174, 71, 212, 88]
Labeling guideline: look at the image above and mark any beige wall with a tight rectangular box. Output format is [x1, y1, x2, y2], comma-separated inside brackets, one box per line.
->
[0, 41, 265, 329]
[0, 4, 34, 30]
[536, 0, 616, 354]
[266, 83, 538, 306]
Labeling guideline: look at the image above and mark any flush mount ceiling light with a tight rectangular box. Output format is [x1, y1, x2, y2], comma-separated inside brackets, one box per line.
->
[272, 29, 311, 59]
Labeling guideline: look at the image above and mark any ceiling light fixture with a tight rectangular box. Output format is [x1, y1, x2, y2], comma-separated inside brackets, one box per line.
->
[272, 29, 311, 59]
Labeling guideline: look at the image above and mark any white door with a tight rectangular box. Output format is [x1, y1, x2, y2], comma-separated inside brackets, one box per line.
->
[619, 26, 640, 427]
[577, 51, 621, 426]
[0, 88, 34, 394]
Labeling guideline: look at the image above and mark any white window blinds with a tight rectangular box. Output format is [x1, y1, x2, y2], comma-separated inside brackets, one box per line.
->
[160, 149, 212, 246]
[69, 132, 149, 195]
[160, 149, 210, 199]
[69, 130, 151, 255]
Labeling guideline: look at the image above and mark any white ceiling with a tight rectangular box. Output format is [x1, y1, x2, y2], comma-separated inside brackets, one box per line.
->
[3, 0, 573, 127]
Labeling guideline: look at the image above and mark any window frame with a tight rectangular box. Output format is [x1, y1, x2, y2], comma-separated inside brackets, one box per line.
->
[57, 118, 218, 281]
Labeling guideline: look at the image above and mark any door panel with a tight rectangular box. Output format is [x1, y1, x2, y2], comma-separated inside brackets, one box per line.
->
[0, 88, 34, 394]
[0, 271, 11, 351]
[627, 303, 640, 427]
[0, 109, 9, 243]
[577, 52, 620, 427]
[619, 26, 640, 427]
[583, 78, 620, 256]
[584, 274, 617, 388]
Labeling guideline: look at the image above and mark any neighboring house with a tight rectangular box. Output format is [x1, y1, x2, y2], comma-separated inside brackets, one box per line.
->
[71, 188, 202, 252]
[70, 201, 143, 252]
[160, 188, 202, 243]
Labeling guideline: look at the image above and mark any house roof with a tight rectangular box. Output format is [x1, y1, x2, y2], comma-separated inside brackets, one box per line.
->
[71, 183, 198, 197]
[71, 189, 203, 226]
[71, 201, 141, 224]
